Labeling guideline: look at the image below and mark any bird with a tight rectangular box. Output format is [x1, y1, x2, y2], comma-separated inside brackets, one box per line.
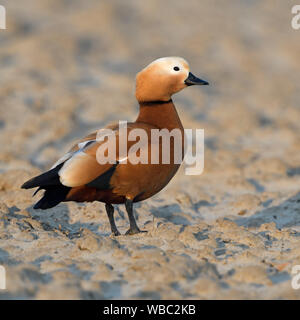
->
[21, 57, 209, 236]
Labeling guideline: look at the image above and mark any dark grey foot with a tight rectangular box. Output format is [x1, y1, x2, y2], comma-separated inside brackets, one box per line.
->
[124, 199, 146, 236]
[112, 229, 121, 236]
[125, 227, 147, 235]
[105, 203, 121, 236]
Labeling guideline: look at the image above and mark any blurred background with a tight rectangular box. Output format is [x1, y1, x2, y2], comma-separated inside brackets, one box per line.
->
[1, 0, 300, 299]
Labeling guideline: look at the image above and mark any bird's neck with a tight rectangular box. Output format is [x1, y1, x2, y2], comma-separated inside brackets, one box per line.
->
[136, 100, 183, 131]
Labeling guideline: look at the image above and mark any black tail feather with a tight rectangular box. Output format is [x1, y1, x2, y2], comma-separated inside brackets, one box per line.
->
[22, 163, 70, 210]
[21, 163, 64, 189]
[33, 185, 71, 209]
[33, 187, 42, 196]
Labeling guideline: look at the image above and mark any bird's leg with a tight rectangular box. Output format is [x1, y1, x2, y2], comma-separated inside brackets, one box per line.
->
[105, 203, 121, 236]
[125, 199, 146, 235]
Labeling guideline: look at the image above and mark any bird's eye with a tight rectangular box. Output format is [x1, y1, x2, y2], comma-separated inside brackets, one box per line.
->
[173, 66, 180, 71]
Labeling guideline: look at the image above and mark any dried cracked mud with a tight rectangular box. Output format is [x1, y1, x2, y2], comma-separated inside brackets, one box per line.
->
[0, 0, 300, 299]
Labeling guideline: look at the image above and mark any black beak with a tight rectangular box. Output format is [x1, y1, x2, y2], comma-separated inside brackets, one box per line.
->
[184, 72, 209, 86]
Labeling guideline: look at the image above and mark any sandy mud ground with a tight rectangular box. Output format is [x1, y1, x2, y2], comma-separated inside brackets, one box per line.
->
[0, 0, 300, 299]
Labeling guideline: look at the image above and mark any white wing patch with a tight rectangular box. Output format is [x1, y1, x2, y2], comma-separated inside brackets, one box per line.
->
[77, 140, 94, 149]
[58, 151, 92, 187]
[49, 139, 98, 188]
[50, 140, 95, 170]
[51, 152, 73, 169]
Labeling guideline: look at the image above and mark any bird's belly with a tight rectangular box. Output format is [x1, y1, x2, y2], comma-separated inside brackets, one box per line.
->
[66, 161, 182, 205]
[110, 162, 181, 202]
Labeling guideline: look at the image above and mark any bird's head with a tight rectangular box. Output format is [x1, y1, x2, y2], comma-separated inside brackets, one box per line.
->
[135, 57, 209, 103]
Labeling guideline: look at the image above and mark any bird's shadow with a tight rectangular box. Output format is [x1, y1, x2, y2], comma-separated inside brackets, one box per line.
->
[234, 191, 300, 230]
[25, 203, 105, 238]
[150, 203, 192, 225]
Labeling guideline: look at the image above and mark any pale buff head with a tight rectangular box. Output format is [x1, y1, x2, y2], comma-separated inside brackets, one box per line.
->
[135, 57, 208, 103]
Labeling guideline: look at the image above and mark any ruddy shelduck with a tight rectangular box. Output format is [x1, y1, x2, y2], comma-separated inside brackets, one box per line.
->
[22, 57, 209, 236]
